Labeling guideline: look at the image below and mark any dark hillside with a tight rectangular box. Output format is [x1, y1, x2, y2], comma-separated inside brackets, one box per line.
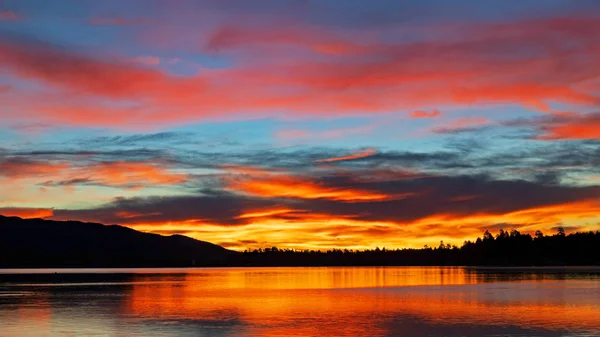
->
[0, 215, 237, 268]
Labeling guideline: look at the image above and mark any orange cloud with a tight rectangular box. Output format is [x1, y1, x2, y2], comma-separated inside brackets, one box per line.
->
[115, 211, 163, 219]
[0, 158, 68, 179]
[1, 158, 187, 188]
[236, 208, 295, 219]
[314, 148, 377, 163]
[0, 208, 54, 219]
[538, 113, 600, 140]
[230, 176, 390, 202]
[49, 181, 600, 251]
[410, 109, 441, 119]
[84, 161, 188, 187]
[225, 166, 394, 202]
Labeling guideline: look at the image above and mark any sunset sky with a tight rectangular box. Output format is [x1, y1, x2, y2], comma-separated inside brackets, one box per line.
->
[1, 0, 599, 250]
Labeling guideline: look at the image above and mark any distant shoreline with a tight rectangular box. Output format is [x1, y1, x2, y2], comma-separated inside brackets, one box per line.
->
[3, 216, 600, 269]
[2, 265, 600, 275]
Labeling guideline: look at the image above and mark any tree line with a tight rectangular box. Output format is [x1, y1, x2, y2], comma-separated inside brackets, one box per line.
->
[233, 228, 600, 266]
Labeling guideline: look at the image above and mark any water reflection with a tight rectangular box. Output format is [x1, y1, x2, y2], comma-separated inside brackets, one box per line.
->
[1, 267, 599, 337]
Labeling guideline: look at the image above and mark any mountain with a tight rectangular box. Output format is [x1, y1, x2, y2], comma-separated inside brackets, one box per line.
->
[0, 215, 238, 268]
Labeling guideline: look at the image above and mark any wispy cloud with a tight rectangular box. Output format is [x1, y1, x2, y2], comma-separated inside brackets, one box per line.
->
[410, 109, 442, 119]
[0, 157, 188, 189]
[314, 148, 377, 163]
[431, 117, 491, 134]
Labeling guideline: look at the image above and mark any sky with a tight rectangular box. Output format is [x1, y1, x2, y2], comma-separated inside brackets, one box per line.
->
[1, 0, 600, 250]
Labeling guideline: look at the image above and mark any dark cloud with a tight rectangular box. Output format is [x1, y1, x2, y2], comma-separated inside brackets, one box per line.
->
[51, 173, 600, 227]
[39, 178, 92, 187]
[10, 149, 170, 161]
[52, 191, 282, 225]
[431, 125, 494, 135]
[294, 175, 600, 223]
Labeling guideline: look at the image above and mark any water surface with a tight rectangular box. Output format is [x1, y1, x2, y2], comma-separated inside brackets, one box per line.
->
[1, 267, 599, 336]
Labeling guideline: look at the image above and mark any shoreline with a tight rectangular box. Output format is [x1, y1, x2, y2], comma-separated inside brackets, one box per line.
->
[2, 265, 600, 275]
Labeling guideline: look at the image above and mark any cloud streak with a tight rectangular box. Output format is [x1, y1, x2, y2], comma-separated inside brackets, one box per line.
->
[410, 109, 442, 119]
[314, 148, 377, 163]
[0, 157, 188, 189]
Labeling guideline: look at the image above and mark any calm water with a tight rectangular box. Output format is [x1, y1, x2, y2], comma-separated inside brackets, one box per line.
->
[0, 267, 599, 337]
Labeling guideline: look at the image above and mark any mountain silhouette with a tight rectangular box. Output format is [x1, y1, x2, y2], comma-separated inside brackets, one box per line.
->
[0, 215, 237, 268]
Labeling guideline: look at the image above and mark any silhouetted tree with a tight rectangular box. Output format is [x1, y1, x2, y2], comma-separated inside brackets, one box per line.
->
[535, 230, 544, 239]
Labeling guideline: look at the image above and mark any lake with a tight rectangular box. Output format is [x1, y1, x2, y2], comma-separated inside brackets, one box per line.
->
[0, 267, 599, 336]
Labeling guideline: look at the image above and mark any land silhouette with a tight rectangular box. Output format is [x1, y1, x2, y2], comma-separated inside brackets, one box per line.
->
[0, 215, 234, 267]
[1, 215, 599, 267]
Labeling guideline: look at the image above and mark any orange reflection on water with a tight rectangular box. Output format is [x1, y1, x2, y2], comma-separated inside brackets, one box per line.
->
[123, 267, 600, 336]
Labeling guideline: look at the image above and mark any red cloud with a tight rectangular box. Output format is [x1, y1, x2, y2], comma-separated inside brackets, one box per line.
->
[410, 109, 441, 119]
[1, 15, 599, 132]
[0, 40, 195, 99]
[538, 113, 600, 140]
